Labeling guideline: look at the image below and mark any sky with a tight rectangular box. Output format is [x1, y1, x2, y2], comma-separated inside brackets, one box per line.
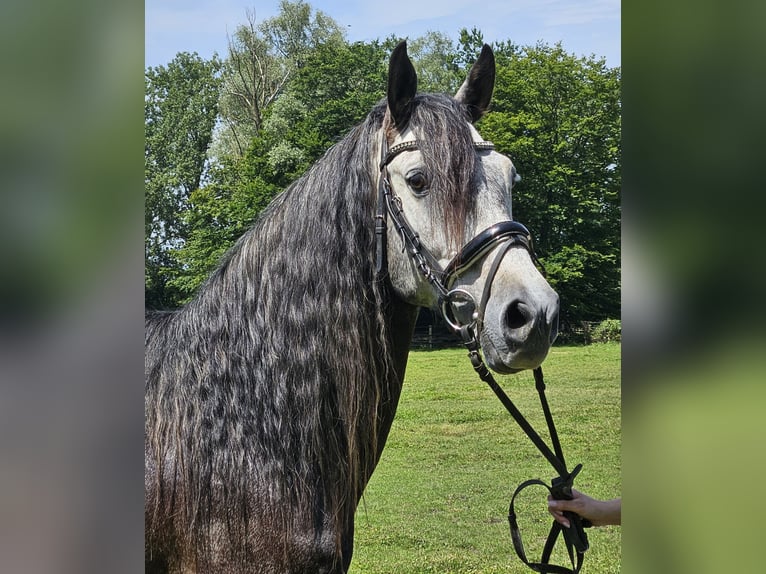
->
[145, 0, 620, 69]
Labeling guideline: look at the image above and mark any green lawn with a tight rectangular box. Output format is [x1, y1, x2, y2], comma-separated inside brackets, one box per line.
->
[351, 343, 621, 573]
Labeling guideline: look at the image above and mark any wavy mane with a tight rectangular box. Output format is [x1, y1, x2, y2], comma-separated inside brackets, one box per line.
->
[145, 93, 479, 568]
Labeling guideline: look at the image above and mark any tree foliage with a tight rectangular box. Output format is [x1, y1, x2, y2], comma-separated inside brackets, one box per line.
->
[280, 41, 387, 163]
[479, 42, 621, 325]
[168, 157, 279, 299]
[169, 41, 388, 302]
[213, 1, 344, 159]
[145, 11, 621, 326]
[145, 52, 221, 308]
[407, 31, 462, 94]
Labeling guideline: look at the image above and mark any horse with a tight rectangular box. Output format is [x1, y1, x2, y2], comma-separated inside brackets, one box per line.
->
[145, 41, 559, 573]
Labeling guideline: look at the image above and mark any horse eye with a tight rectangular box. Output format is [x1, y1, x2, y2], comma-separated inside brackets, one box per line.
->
[406, 172, 429, 195]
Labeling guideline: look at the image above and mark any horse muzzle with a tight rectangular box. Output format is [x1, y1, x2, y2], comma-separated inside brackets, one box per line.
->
[480, 287, 560, 374]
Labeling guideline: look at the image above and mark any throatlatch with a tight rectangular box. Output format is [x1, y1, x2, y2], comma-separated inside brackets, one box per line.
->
[376, 135, 589, 573]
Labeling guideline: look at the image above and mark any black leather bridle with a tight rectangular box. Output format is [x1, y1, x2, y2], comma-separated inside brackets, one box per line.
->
[376, 139, 535, 328]
[375, 136, 591, 574]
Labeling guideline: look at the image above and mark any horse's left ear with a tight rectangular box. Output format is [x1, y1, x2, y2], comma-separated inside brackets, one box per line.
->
[455, 44, 495, 122]
[387, 41, 418, 130]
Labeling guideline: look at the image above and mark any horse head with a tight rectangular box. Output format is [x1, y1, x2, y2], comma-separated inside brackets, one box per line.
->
[380, 42, 559, 373]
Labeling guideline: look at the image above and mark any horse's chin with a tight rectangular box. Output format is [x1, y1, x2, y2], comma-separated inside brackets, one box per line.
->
[480, 333, 550, 374]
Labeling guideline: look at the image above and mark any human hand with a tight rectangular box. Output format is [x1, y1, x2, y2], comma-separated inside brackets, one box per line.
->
[547, 489, 621, 527]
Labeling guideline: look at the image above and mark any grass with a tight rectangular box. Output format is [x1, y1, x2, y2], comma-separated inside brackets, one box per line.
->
[350, 343, 621, 573]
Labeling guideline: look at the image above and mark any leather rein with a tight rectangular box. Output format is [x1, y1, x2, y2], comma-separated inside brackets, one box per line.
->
[375, 136, 591, 574]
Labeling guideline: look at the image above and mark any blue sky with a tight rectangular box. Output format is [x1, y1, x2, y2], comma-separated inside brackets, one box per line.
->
[146, 0, 620, 69]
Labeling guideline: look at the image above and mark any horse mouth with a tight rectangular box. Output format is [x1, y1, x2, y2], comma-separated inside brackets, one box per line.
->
[481, 338, 551, 374]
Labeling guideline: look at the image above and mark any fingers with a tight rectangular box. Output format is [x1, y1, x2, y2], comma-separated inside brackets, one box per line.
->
[547, 490, 587, 527]
[547, 498, 571, 528]
[549, 509, 571, 528]
[546, 491, 621, 527]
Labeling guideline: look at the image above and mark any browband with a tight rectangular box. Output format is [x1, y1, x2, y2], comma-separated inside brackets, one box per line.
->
[380, 140, 495, 170]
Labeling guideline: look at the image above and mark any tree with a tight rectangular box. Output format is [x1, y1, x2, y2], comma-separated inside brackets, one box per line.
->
[169, 40, 388, 301]
[168, 156, 280, 300]
[145, 52, 221, 309]
[407, 31, 462, 94]
[213, 12, 275, 158]
[262, 0, 345, 67]
[456, 27, 489, 68]
[479, 42, 621, 325]
[281, 41, 387, 165]
[213, 1, 345, 159]
[167, 6, 357, 302]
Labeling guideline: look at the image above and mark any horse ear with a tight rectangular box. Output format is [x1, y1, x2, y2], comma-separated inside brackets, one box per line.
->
[455, 44, 496, 122]
[387, 41, 418, 130]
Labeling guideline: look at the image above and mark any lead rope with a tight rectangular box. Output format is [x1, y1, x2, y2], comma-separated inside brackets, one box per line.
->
[460, 324, 590, 573]
[459, 238, 590, 574]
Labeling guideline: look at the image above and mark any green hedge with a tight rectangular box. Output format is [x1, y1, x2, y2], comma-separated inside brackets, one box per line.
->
[592, 318, 621, 343]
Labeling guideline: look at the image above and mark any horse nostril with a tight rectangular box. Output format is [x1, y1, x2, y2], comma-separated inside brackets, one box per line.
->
[504, 301, 529, 330]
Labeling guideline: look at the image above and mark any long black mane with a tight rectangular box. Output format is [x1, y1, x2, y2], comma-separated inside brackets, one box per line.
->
[145, 93, 479, 568]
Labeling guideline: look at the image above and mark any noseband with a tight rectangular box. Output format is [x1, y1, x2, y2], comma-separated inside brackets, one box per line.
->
[375, 136, 590, 574]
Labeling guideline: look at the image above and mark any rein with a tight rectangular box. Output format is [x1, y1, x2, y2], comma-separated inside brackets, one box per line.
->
[376, 136, 590, 574]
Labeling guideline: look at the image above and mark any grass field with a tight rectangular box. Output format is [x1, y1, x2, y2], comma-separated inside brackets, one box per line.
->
[350, 343, 621, 573]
